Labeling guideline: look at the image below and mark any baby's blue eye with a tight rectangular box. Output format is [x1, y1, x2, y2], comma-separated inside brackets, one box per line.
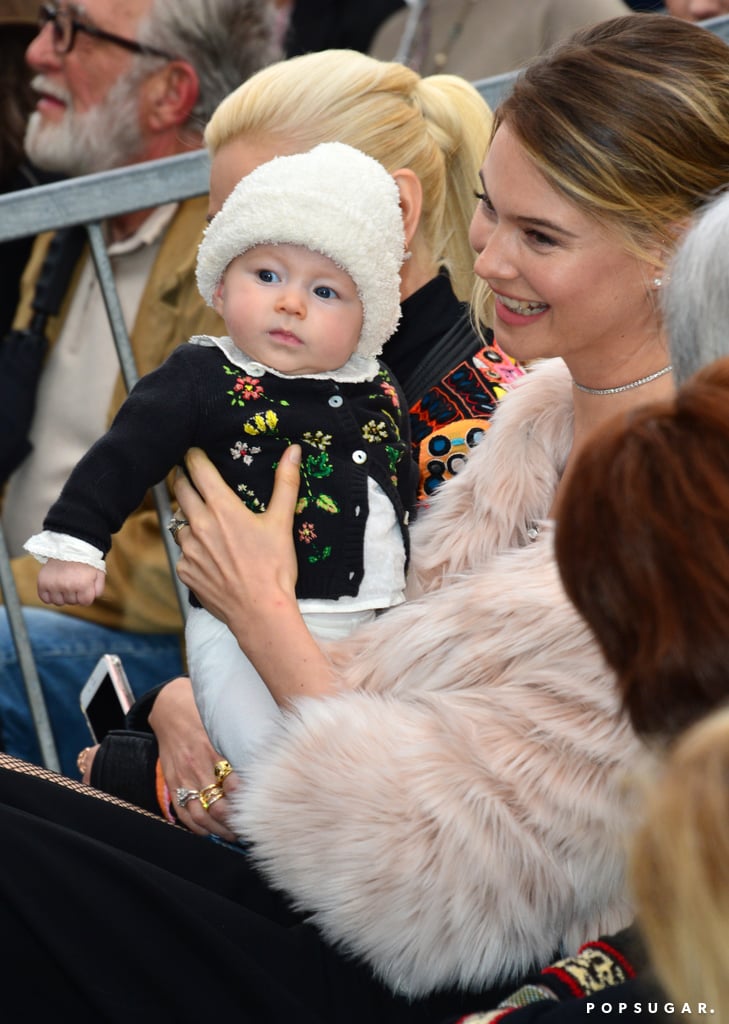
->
[258, 269, 280, 283]
[314, 285, 337, 299]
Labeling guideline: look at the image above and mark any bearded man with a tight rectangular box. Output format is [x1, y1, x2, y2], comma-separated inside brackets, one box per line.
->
[0, 0, 277, 775]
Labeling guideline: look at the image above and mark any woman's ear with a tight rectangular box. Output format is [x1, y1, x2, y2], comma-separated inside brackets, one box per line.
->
[143, 60, 200, 133]
[391, 168, 423, 249]
[649, 218, 693, 286]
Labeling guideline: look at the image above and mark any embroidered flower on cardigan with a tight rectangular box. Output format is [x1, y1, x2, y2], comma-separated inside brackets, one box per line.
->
[362, 419, 389, 443]
[236, 482, 266, 511]
[298, 522, 317, 543]
[230, 440, 262, 463]
[223, 367, 264, 405]
[244, 409, 279, 436]
[380, 380, 399, 407]
[302, 430, 332, 450]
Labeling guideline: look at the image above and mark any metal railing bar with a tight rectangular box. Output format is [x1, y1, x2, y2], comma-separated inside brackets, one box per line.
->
[0, 524, 61, 771]
[0, 150, 210, 244]
[86, 223, 189, 618]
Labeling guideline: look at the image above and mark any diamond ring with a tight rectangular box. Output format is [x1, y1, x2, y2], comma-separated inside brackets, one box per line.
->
[175, 787, 200, 808]
[168, 515, 189, 542]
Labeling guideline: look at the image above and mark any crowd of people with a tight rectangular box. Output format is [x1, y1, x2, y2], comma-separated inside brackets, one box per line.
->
[1, 3, 729, 1020]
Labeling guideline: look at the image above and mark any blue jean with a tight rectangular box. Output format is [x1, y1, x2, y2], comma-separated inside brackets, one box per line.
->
[0, 607, 183, 777]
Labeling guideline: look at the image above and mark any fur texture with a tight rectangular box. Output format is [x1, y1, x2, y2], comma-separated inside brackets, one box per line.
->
[229, 359, 648, 997]
[196, 142, 404, 358]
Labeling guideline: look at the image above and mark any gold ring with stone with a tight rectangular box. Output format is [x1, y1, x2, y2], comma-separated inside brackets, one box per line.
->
[213, 759, 233, 784]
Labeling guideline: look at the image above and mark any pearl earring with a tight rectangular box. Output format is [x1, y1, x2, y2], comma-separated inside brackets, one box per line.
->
[653, 277, 662, 288]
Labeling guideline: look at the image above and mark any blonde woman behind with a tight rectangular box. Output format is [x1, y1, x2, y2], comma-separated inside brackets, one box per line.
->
[632, 706, 729, 1019]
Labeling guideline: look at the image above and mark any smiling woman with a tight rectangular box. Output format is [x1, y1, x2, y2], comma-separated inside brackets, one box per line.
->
[168, 9, 729, 1005]
[469, 123, 669, 382]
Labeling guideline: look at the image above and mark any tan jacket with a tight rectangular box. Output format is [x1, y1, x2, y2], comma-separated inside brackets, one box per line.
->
[370, 0, 631, 80]
[5, 195, 223, 633]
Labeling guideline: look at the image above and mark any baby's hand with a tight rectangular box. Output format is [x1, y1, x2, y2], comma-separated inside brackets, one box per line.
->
[37, 559, 105, 607]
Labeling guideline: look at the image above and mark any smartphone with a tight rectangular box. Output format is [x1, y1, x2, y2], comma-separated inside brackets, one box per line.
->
[79, 654, 135, 743]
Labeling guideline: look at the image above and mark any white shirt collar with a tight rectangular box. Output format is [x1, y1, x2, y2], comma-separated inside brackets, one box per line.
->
[189, 333, 380, 384]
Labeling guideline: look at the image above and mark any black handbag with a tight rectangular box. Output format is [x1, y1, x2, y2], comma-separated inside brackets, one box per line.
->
[0, 225, 85, 484]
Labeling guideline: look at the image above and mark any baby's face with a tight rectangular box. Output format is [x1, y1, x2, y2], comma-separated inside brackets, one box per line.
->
[213, 243, 363, 375]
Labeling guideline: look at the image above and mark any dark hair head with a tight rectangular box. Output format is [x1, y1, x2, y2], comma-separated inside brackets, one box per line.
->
[556, 356, 729, 739]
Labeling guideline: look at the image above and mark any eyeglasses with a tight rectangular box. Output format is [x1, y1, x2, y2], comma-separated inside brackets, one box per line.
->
[38, 3, 177, 60]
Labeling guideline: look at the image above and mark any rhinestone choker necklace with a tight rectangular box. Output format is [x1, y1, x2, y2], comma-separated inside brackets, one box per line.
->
[572, 364, 673, 396]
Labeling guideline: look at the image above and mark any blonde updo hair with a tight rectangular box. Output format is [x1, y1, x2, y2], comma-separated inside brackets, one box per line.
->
[204, 49, 492, 303]
[473, 14, 729, 321]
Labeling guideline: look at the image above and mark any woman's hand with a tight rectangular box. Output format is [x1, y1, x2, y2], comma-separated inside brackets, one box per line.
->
[76, 744, 98, 783]
[174, 445, 300, 631]
[174, 447, 337, 704]
[149, 675, 238, 840]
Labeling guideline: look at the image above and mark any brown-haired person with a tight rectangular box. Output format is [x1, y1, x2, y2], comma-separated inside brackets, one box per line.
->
[0, 14, 728, 1023]
[447, 195, 729, 1021]
[556, 358, 729, 741]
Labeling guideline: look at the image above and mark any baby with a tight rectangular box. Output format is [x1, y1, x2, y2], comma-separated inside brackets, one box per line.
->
[26, 142, 417, 770]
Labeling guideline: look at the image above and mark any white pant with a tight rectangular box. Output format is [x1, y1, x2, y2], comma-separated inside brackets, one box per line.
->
[186, 604, 375, 771]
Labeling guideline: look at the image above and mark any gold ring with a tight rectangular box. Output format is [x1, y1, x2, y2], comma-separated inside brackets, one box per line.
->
[214, 759, 233, 784]
[199, 783, 224, 811]
[203, 788, 225, 810]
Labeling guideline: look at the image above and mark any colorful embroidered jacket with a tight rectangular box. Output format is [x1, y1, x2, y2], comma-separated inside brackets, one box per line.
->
[42, 341, 416, 602]
[448, 927, 647, 1023]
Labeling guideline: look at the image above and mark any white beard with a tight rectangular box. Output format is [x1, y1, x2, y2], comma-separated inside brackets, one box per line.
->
[25, 65, 149, 176]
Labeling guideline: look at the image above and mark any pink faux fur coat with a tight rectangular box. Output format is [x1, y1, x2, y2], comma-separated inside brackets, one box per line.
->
[229, 358, 648, 998]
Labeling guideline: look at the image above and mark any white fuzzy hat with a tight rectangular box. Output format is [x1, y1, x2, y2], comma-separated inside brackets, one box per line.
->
[196, 142, 405, 359]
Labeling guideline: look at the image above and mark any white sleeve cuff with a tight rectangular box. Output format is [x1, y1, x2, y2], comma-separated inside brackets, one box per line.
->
[24, 531, 107, 572]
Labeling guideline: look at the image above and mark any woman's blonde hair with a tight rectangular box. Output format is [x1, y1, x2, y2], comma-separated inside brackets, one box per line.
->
[473, 14, 729, 320]
[204, 49, 492, 302]
[631, 704, 729, 1017]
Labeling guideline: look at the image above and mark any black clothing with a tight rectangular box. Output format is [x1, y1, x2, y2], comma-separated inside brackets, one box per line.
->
[42, 344, 415, 602]
[0, 161, 61, 339]
[0, 757, 518, 1022]
[284, 0, 405, 56]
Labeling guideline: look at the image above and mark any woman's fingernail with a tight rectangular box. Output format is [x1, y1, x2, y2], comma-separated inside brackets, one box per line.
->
[288, 445, 301, 466]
